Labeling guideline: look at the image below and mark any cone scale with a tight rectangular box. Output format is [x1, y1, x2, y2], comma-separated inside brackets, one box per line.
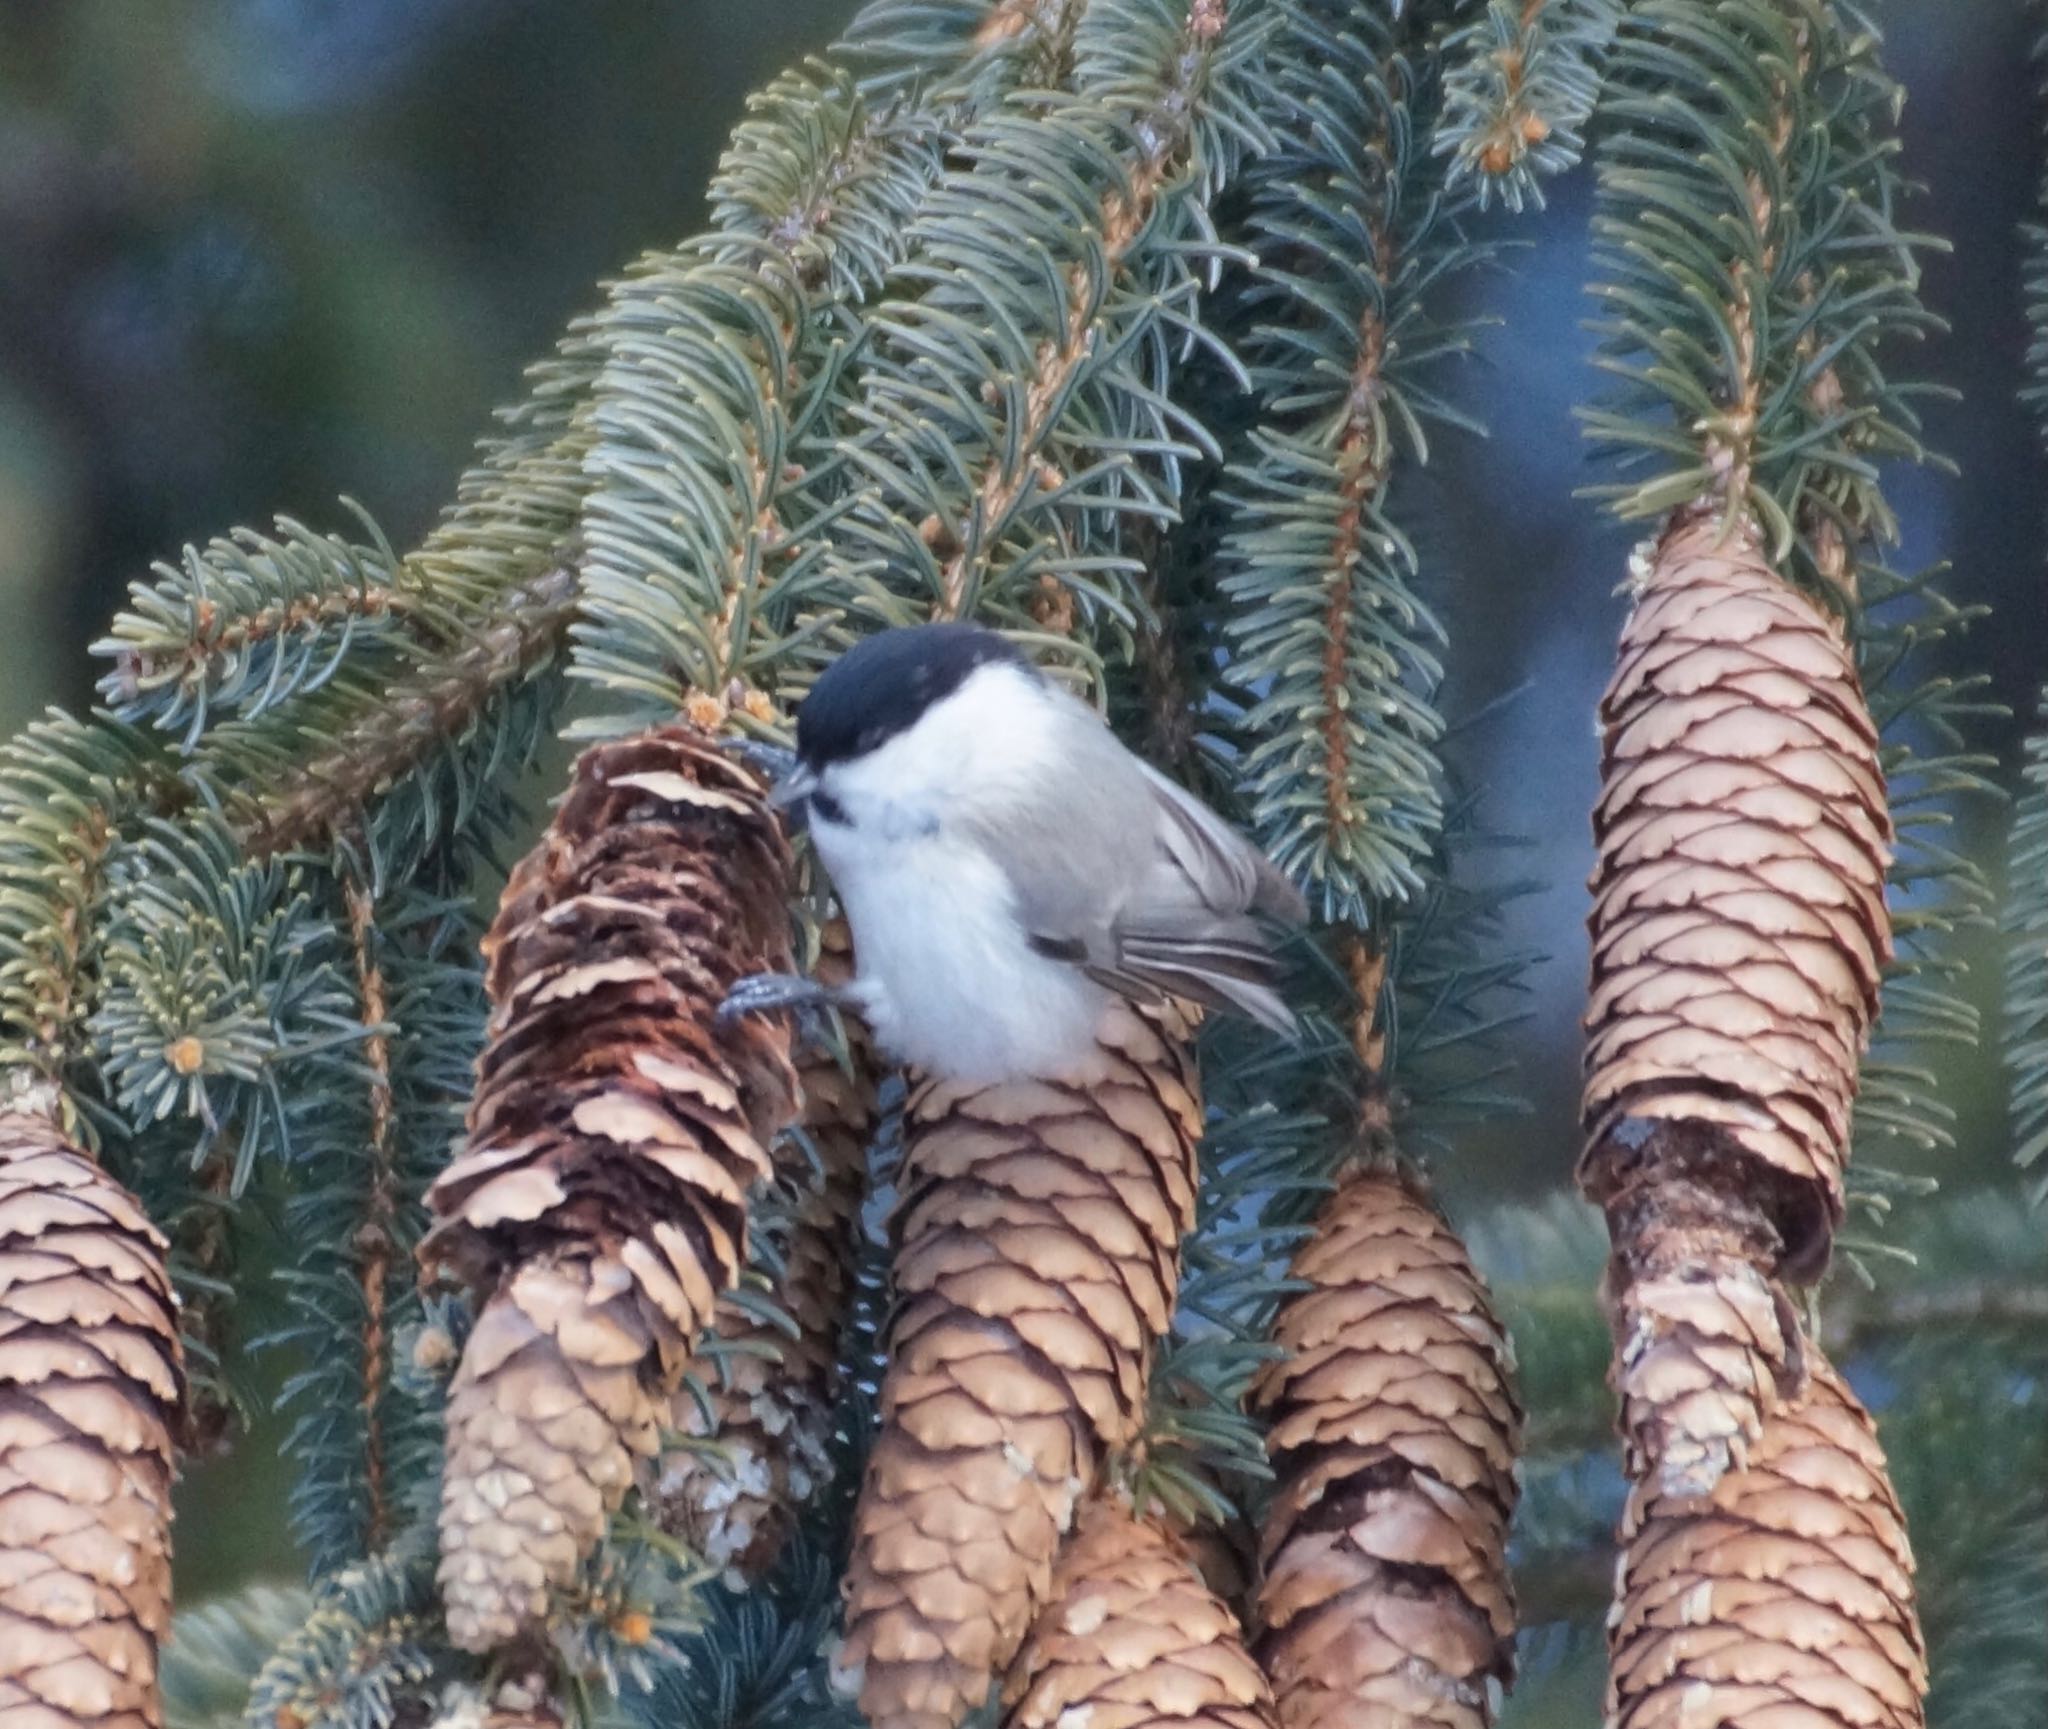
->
[0, 1111, 184, 1729]
[1000, 1497, 1275, 1729]
[420, 725, 798, 1651]
[836, 1002, 1202, 1729]
[1607, 1351, 1926, 1729]
[1252, 1164, 1522, 1729]
[1580, 510, 1892, 1496]
[659, 920, 877, 1580]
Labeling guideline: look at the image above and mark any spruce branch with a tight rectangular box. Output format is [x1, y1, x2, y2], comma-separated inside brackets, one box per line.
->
[223, 564, 576, 861]
[1435, 0, 1621, 210]
[167, 354, 595, 867]
[573, 0, 1098, 737]
[837, 0, 1088, 102]
[0, 713, 180, 1113]
[94, 510, 414, 749]
[266, 877, 478, 1577]
[160, 1586, 313, 1729]
[1582, 0, 1940, 577]
[93, 337, 599, 868]
[711, 63, 959, 305]
[614, 1546, 861, 1729]
[87, 816, 361, 1178]
[818, 0, 1268, 660]
[928, 0, 1227, 619]
[243, 1539, 449, 1729]
[1217, 1, 1495, 927]
[343, 874, 398, 1549]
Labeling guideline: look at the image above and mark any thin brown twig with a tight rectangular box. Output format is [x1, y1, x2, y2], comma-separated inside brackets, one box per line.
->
[105, 583, 414, 710]
[1317, 237, 1394, 846]
[936, 0, 1229, 618]
[343, 873, 398, 1551]
[1473, 0, 1555, 178]
[237, 567, 578, 860]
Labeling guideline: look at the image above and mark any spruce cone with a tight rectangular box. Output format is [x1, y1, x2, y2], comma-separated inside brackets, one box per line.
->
[1581, 512, 1891, 1494]
[1252, 1166, 1521, 1729]
[422, 726, 798, 1651]
[1001, 1498, 1275, 1729]
[659, 921, 876, 1579]
[0, 1111, 183, 1729]
[836, 1002, 1201, 1729]
[1608, 1350, 1926, 1729]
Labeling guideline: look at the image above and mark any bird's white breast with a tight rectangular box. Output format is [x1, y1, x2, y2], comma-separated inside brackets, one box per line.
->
[807, 665, 1110, 1081]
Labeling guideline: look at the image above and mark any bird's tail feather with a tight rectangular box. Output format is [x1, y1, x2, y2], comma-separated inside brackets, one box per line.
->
[1108, 930, 1298, 1035]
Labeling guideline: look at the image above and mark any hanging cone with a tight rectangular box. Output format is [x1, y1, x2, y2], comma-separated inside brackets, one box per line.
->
[1580, 510, 1892, 1495]
[1608, 1349, 1926, 1729]
[659, 920, 877, 1579]
[1000, 1497, 1275, 1729]
[422, 725, 798, 1651]
[0, 1110, 184, 1729]
[1251, 1165, 1521, 1729]
[835, 1002, 1202, 1729]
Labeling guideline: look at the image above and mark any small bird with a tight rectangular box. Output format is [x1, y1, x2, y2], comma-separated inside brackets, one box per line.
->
[721, 623, 1306, 1082]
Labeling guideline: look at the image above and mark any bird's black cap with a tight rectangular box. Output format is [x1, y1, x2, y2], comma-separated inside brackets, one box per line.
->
[797, 624, 1033, 768]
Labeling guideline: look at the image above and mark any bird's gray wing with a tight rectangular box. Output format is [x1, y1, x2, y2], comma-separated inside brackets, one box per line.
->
[960, 703, 1159, 958]
[1134, 759, 1308, 926]
[1094, 760, 1306, 1031]
[962, 696, 1304, 1032]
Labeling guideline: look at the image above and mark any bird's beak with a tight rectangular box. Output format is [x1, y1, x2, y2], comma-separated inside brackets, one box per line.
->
[766, 765, 818, 812]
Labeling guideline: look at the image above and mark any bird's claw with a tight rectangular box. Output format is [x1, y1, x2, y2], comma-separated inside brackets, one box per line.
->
[716, 972, 844, 1045]
[717, 737, 800, 786]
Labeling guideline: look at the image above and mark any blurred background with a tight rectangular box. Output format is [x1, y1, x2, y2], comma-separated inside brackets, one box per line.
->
[0, 0, 2040, 1707]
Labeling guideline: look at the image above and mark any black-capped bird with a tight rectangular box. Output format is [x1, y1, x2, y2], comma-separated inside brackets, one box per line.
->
[722, 623, 1306, 1081]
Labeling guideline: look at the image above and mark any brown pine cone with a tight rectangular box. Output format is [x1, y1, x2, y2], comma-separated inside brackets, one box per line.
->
[1001, 1497, 1274, 1729]
[1608, 1349, 1926, 1729]
[0, 1111, 184, 1729]
[836, 1001, 1202, 1729]
[421, 725, 799, 1651]
[1251, 1165, 1521, 1729]
[658, 920, 876, 1579]
[1580, 511, 1891, 1494]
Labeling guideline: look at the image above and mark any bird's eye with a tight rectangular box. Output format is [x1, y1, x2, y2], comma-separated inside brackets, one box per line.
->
[809, 787, 848, 825]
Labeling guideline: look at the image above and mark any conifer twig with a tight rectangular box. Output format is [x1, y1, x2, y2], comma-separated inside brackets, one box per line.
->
[341, 874, 399, 1556]
[233, 566, 575, 859]
[0, 717, 184, 1114]
[934, 0, 1227, 618]
[1436, 0, 1620, 209]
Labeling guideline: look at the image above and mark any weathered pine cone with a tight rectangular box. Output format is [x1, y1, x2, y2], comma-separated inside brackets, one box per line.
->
[658, 921, 876, 1579]
[421, 725, 798, 1651]
[1608, 1349, 1926, 1729]
[0, 1111, 184, 1729]
[1000, 1497, 1275, 1729]
[1580, 511, 1891, 1494]
[1252, 1165, 1521, 1729]
[835, 1001, 1202, 1729]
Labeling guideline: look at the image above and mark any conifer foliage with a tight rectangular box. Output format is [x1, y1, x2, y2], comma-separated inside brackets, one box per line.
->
[0, 1, 2027, 1728]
